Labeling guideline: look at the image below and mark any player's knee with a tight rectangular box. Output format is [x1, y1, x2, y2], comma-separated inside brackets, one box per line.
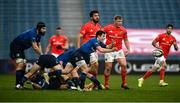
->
[82, 69, 88, 74]
[105, 63, 112, 69]
[91, 61, 98, 67]
[79, 62, 89, 73]
[106, 69, 111, 73]
[151, 66, 158, 72]
[16, 58, 26, 64]
[161, 62, 167, 68]
[120, 63, 127, 69]
[16, 63, 26, 70]
[105, 67, 111, 74]
[16, 58, 26, 69]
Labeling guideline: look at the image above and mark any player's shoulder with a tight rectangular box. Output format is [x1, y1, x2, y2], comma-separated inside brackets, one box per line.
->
[104, 24, 113, 28]
[170, 34, 176, 40]
[120, 26, 127, 32]
[91, 37, 97, 40]
[80, 21, 91, 30]
[103, 24, 113, 30]
[83, 21, 92, 26]
[157, 33, 165, 37]
[23, 27, 37, 38]
[91, 38, 98, 43]
[50, 35, 56, 39]
[96, 23, 101, 27]
[22, 27, 35, 35]
[87, 37, 96, 43]
[60, 35, 68, 38]
[161, 33, 166, 36]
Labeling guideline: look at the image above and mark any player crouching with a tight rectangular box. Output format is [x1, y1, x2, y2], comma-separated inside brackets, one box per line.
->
[16, 54, 72, 89]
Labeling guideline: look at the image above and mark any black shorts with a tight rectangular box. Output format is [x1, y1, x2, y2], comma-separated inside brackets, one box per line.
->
[70, 50, 90, 67]
[36, 55, 59, 68]
[9, 42, 25, 59]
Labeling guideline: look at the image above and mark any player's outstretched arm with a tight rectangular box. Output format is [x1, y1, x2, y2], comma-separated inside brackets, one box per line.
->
[96, 46, 116, 53]
[106, 40, 115, 49]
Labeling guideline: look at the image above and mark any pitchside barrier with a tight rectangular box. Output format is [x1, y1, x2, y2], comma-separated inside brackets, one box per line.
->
[0, 54, 179, 74]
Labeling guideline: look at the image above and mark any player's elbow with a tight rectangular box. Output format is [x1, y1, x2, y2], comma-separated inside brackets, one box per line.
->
[152, 41, 156, 46]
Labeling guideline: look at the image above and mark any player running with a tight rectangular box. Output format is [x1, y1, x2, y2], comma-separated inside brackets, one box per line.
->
[138, 24, 179, 87]
[9, 22, 46, 89]
[103, 16, 130, 89]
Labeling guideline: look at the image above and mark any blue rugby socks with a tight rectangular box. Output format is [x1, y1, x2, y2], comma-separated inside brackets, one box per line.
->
[16, 70, 25, 85]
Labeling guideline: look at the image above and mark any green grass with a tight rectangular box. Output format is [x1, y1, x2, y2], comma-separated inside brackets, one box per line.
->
[0, 74, 180, 102]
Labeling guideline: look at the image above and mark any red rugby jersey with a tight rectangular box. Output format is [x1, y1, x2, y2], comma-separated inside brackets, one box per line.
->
[49, 35, 68, 55]
[80, 21, 101, 44]
[154, 33, 176, 59]
[104, 24, 128, 50]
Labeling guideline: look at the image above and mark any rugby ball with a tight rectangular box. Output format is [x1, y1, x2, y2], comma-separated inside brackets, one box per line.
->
[152, 49, 163, 57]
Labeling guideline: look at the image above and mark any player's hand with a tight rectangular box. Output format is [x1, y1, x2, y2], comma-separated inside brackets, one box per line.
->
[111, 40, 116, 46]
[174, 45, 178, 51]
[40, 52, 43, 55]
[157, 46, 162, 50]
[56, 45, 62, 49]
[124, 50, 129, 57]
[112, 47, 118, 51]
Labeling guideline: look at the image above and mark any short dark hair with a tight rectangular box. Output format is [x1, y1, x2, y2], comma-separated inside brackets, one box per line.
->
[114, 15, 122, 20]
[36, 22, 46, 30]
[56, 27, 62, 30]
[89, 10, 99, 17]
[96, 30, 106, 38]
[166, 24, 173, 29]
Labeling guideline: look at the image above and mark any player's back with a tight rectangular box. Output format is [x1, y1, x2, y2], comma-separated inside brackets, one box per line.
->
[57, 48, 76, 66]
[79, 38, 106, 54]
[79, 38, 98, 54]
[12, 27, 40, 50]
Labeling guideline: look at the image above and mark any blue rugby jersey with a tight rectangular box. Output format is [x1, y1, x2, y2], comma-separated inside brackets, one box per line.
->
[12, 27, 41, 50]
[79, 38, 106, 54]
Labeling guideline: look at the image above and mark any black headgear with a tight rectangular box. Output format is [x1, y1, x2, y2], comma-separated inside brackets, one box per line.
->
[36, 22, 46, 30]
[36, 22, 46, 36]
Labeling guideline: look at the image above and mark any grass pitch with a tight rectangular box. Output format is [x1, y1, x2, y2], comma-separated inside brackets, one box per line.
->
[0, 74, 180, 102]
